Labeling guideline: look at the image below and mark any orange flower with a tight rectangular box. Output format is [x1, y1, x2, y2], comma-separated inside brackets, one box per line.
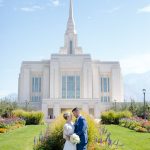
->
[0, 128, 7, 133]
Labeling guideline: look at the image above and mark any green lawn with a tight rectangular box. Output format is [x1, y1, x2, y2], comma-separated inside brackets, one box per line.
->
[0, 125, 46, 150]
[0, 125, 150, 150]
[105, 125, 150, 150]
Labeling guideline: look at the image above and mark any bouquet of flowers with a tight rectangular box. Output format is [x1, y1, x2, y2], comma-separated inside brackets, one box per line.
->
[70, 133, 80, 144]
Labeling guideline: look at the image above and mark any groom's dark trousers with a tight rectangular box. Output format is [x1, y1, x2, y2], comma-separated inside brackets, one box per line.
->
[74, 116, 88, 150]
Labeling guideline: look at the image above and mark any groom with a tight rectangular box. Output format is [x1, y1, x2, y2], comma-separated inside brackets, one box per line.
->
[72, 107, 88, 150]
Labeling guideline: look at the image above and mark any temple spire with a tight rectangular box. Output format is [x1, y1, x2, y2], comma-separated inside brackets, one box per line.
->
[66, 0, 76, 34]
[59, 0, 83, 55]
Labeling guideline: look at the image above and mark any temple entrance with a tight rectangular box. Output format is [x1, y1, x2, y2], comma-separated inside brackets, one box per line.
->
[48, 108, 54, 119]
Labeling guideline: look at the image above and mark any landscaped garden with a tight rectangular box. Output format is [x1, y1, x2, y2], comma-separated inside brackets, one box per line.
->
[101, 110, 150, 133]
[0, 100, 46, 150]
[0, 100, 150, 150]
[99, 105, 150, 150]
[0, 109, 44, 133]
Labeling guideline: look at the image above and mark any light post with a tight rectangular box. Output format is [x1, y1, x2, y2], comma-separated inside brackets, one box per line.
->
[114, 99, 117, 111]
[25, 100, 29, 111]
[142, 89, 146, 120]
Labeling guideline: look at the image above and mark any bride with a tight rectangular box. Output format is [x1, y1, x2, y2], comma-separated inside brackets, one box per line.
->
[63, 112, 76, 150]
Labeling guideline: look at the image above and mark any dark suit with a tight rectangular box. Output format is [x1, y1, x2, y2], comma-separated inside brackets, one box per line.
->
[74, 116, 88, 150]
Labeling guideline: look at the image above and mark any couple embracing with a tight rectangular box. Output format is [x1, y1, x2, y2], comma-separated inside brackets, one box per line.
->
[63, 107, 88, 150]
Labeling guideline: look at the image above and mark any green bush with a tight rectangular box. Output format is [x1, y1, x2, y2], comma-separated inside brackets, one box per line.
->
[12, 109, 25, 118]
[0, 100, 18, 118]
[101, 110, 116, 124]
[35, 112, 100, 150]
[111, 101, 150, 120]
[12, 109, 44, 125]
[101, 110, 132, 125]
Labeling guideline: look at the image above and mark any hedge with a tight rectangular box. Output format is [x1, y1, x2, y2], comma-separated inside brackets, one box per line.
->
[12, 109, 44, 125]
[101, 110, 132, 124]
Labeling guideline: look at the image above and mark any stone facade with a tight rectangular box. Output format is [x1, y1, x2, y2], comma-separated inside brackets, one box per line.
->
[18, 0, 124, 119]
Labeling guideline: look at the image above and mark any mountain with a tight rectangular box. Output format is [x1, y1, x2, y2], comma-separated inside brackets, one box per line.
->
[0, 93, 18, 101]
[124, 71, 150, 102]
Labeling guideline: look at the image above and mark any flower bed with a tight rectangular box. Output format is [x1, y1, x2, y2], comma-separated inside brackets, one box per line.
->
[0, 117, 25, 133]
[119, 117, 150, 133]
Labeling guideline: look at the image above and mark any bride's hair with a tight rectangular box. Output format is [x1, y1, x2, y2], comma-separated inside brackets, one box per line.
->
[63, 112, 71, 120]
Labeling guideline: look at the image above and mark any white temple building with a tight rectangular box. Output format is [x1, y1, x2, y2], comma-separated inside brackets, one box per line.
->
[18, 0, 124, 119]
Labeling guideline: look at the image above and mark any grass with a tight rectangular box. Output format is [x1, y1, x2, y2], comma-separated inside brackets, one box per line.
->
[0, 124, 150, 150]
[105, 125, 150, 150]
[0, 125, 46, 150]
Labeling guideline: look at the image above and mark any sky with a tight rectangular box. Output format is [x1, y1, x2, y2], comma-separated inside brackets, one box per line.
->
[0, 0, 150, 97]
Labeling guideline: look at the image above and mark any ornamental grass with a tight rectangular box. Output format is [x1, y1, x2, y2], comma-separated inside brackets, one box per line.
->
[12, 109, 44, 125]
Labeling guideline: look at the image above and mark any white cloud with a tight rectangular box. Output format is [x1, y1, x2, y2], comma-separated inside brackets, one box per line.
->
[120, 53, 150, 75]
[104, 6, 120, 14]
[137, 4, 150, 13]
[87, 16, 92, 20]
[20, 5, 44, 12]
[50, 0, 60, 7]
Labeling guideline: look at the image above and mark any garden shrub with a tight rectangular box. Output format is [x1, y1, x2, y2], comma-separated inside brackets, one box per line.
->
[0, 100, 18, 118]
[143, 122, 150, 132]
[12, 109, 25, 118]
[13, 110, 44, 125]
[134, 126, 147, 132]
[119, 117, 150, 133]
[101, 110, 132, 125]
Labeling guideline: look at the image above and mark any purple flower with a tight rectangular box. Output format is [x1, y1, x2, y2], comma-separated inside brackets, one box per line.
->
[100, 139, 103, 144]
[108, 138, 112, 146]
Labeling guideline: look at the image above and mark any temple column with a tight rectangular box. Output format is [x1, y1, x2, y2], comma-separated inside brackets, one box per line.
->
[42, 103, 48, 119]
[94, 102, 100, 119]
[43, 67, 50, 99]
[53, 103, 61, 118]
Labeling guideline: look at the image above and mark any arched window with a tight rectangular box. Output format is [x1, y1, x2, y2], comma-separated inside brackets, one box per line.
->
[69, 40, 73, 54]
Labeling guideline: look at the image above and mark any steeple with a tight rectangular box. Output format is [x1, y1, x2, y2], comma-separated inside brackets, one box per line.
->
[59, 0, 82, 55]
[66, 0, 76, 34]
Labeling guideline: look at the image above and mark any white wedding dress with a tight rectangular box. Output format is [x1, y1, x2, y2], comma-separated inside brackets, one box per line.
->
[63, 122, 76, 150]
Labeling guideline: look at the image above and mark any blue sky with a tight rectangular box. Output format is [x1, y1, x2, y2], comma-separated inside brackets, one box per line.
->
[0, 0, 150, 96]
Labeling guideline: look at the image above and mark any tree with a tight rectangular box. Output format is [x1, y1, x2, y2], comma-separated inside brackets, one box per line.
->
[0, 99, 18, 118]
